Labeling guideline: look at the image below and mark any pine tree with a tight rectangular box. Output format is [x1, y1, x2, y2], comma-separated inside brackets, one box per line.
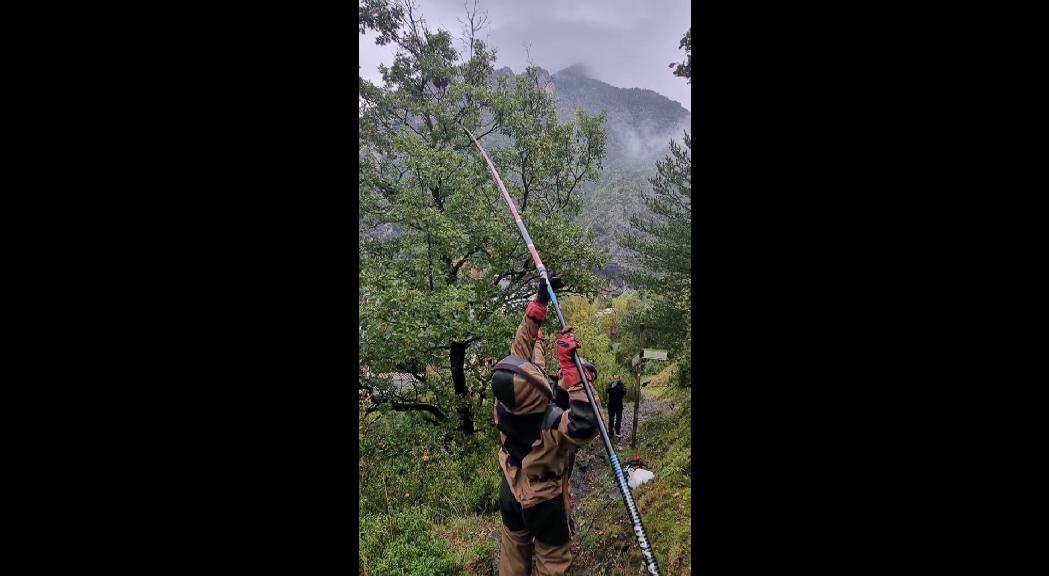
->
[621, 29, 692, 380]
[670, 29, 692, 83]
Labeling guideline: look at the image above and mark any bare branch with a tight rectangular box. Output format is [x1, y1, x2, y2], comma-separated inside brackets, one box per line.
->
[450, 246, 482, 277]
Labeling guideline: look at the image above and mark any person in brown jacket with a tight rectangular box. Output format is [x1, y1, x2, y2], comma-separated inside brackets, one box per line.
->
[491, 276, 601, 576]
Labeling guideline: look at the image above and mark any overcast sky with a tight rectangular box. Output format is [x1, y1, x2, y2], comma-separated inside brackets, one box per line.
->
[359, 0, 691, 111]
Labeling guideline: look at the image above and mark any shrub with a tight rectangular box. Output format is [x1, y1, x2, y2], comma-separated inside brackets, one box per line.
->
[360, 507, 459, 575]
[359, 412, 504, 574]
[467, 470, 500, 513]
[464, 537, 496, 573]
[359, 411, 501, 518]
[674, 342, 691, 388]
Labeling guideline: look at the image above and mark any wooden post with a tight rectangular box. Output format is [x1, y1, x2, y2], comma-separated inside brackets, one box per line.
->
[631, 323, 644, 448]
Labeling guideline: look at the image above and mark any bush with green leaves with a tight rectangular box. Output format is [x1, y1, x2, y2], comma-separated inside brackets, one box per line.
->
[360, 507, 459, 576]
[359, 411, 501, 518]
[466, 470, 500, 514]
[556, 295, 637, 403]
[360, 410, 503, 574]
[674, 335, 691, 388]
[571, 385, 692, 574]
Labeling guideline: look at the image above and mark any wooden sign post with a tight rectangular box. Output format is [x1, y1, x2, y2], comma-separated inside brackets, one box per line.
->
[631, 323, 668, 448]
[631, 324, 645, 448]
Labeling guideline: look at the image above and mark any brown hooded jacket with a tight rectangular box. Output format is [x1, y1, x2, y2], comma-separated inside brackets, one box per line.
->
[492, 300, 601, 508]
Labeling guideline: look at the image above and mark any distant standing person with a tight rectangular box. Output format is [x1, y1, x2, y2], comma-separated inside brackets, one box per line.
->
[607, 374, 627, 438]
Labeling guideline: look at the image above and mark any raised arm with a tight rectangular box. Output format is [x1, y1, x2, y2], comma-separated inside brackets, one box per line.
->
[553, 328, 602, 447]
[509, 275, 562, 360]
[530, 329, 547, 368]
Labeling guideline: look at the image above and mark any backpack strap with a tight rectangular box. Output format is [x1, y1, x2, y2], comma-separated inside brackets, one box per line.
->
[543, 403, 564, 430]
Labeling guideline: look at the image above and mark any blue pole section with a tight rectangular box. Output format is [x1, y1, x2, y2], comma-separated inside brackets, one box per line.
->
[462, 124, 662, 576]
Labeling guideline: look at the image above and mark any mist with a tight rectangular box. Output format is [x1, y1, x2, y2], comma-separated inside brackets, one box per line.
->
[359, 0, 692, 111]
[612, 118, 691, 165]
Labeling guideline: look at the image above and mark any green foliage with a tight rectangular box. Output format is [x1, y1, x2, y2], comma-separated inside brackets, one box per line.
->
[572, 385, 692, 574]
[633, 36, 693, 306]
[432, 514, 502, 576]
[619, 133, 691, 308]
[549, 66, 691, 290]
[359, 11, 694, 575]
[618, 40, 692, 381]
[466, 470, 500, 514]
[669, 29, 692, 83]
[465, 538, 495, 571]
[559, 295, 636, 402]
[358, 411, 500, 518]
[610, 290, 683, 365]
[674, 335, 692, 388]
[359, 0, 607, 432]
[360, 506, 459, 576]
[632, 388, 692, 569]
[359, 409, 503, 574]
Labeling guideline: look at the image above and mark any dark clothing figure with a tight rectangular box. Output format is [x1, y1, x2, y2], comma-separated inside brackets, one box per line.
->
[606, 378, 627, 411]
[608, 405, 624, 437]
[606, 378, 627, 436]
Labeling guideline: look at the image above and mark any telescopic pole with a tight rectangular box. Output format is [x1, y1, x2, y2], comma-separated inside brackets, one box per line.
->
[462, 125, 662, 576]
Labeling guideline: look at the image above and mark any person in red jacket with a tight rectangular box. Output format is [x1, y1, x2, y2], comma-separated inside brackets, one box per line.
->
[491, 275, 601, 575]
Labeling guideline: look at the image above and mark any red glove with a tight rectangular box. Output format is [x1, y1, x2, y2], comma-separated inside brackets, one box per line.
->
[536, 329, 545, 341]
[557, 327, 582, 388]
[525, 300, 548, 322]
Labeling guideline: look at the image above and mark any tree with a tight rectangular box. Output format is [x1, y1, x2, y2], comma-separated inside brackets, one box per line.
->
[560, 295, 635, 403]
[621, 30, 692, 379]
[618, 132, 691, 337]
[669, 29, 691, 83]
[359, 0, 607, 433]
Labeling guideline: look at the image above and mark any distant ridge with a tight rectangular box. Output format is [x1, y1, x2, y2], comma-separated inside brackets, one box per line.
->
[491, 66, 692, 291]
[557, 63, 591, 77]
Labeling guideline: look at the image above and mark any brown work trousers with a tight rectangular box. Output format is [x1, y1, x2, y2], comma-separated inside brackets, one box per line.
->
[499, 475, 573, 575]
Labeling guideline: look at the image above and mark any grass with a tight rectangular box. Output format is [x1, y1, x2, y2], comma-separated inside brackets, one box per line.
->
[432, 513, 502, 575]
[571, 380, 692, 574]
[359, 361, 692, 575]
[360, 506, 460, 575]
[359, 411, 504, 575]
[359, 412, 502, 519]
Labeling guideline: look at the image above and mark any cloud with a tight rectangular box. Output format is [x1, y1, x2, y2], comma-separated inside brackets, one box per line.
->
[359, 0, 691, 111]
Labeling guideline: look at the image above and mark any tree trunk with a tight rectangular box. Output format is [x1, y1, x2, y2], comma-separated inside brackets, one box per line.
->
[450, 341, 475, 434]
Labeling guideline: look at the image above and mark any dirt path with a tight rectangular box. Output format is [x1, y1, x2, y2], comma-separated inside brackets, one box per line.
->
[566, 388, 672, 566]
[570, 388, 672, 498]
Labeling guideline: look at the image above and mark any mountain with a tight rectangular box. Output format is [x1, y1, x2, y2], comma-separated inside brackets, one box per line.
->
[365, 66, 690, 292]
[494, 66, 691, 291]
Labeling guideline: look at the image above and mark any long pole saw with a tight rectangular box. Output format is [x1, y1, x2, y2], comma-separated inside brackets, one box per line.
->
[461, 124, 662, 576]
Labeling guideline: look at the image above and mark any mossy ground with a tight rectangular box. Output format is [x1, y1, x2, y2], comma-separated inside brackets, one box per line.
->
[360, 359, 691, 575]
[569, 370, 691, 575]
